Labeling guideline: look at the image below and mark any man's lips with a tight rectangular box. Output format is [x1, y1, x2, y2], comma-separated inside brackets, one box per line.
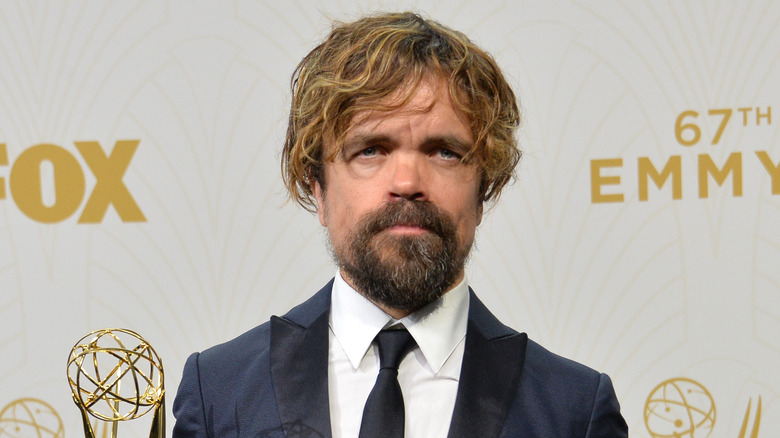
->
[383, 223, 431, 236]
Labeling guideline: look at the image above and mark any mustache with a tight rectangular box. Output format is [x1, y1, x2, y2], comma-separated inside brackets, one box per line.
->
[360, 201, 454, 238]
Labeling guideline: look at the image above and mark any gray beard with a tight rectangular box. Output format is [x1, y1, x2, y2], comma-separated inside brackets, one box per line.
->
[334, 200, 471, 314]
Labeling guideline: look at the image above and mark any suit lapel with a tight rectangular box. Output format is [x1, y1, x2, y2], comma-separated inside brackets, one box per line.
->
[447, 291, 528, 438]
[270, 284, 333, 438]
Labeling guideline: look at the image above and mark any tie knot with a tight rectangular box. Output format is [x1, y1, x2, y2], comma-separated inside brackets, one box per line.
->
[375, 329, 416, 370]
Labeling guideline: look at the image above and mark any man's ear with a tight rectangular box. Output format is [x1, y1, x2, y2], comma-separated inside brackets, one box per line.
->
[313, 179, 327, 227]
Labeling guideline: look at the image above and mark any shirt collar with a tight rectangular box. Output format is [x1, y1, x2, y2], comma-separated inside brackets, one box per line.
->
[330, 270, 469, 374]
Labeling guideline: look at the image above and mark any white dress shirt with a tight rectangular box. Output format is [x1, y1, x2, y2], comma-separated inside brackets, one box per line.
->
[328, 271, 470, 438]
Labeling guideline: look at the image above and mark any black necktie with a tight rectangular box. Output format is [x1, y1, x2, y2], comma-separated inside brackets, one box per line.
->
[358, 329, 417, 438]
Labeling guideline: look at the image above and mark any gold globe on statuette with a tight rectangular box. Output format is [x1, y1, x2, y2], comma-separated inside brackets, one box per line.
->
[67, 329, 165, 438]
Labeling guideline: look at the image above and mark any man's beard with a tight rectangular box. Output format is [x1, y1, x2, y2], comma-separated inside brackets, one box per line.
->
[333, 200, 472, 314]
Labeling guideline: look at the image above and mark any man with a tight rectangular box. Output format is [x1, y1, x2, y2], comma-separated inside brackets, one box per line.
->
[172, 12, 628, 438]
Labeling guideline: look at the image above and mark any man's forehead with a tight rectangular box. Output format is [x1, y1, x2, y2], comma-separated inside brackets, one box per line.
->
[350, 77, 444, 125]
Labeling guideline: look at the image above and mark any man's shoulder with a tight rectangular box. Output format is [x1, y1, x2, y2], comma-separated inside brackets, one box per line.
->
[504, 338, 626, 435]
[524, 338, 602, 381]
[518, 337, 615, 415]
[196, 322, 272, 375]
[463, 292, 626, 434]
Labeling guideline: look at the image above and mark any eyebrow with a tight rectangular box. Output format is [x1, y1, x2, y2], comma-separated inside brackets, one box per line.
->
[421, 136, 473, 154]
[341, 134, 396, 153]
[340, 133, 473, 157]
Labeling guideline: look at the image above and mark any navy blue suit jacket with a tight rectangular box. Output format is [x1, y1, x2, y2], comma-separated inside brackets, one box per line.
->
[172, 281, 628, 437]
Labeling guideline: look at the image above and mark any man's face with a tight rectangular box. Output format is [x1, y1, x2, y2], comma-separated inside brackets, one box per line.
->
[314, 76, 483, 318]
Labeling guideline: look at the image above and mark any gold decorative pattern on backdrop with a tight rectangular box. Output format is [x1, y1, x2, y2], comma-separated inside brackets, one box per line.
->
[645, 378, 763, 437]
[0, 398, 64, 438]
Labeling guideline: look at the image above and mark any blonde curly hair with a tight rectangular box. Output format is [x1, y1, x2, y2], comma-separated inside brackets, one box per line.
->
[282, 12, 521, 212]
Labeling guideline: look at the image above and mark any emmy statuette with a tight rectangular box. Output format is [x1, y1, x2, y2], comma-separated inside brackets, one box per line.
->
[67, 328, 165, 438]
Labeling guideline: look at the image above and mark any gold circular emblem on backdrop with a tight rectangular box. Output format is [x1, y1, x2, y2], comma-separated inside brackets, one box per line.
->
[0, 398, 64, 438]
[644, 377, 716, 438]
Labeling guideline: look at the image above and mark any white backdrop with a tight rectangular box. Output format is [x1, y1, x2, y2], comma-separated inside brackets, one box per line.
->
[1, 1, 778, 437]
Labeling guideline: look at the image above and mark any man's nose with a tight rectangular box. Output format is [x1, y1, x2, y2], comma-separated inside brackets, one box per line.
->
[387, 153, 427, 201]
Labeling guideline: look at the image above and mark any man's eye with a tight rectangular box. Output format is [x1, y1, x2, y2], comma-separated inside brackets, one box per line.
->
[437, 148, 460, 160]
[359, 147, 377, 157]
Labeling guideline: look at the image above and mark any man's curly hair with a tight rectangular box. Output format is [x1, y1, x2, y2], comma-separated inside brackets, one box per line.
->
[282, 11, 521, 212]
